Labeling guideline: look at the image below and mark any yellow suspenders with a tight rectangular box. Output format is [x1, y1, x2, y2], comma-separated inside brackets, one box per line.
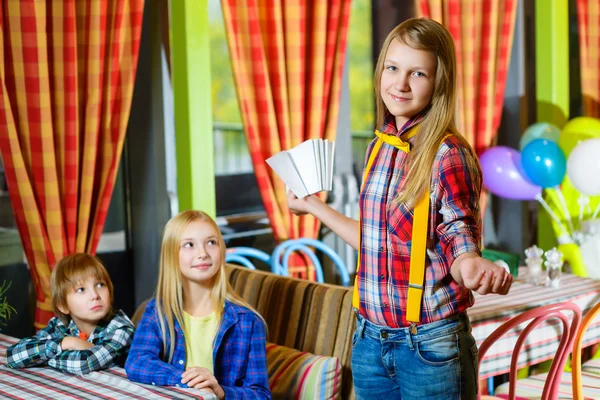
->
[352, 127, 449, 324]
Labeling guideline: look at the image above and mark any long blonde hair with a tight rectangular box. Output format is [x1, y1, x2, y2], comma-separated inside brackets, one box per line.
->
[155, 210, 263, 362]
[373, 18, 480, 205]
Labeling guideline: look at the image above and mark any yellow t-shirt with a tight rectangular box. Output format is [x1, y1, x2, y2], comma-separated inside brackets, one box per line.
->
[183, 311, 219, 372]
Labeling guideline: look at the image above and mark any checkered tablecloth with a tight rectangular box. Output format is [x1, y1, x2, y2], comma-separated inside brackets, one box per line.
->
[468, 268, 600, 379]
[0, 334, 216, 400]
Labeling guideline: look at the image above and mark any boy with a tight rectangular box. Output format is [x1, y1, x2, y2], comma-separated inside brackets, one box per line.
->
[6, 253, 135, 375]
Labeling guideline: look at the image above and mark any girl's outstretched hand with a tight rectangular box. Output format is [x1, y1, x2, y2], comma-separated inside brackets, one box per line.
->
[286, 189, 322, 216]
[181, 367, 225, 399]
[452, 253, 513, 295]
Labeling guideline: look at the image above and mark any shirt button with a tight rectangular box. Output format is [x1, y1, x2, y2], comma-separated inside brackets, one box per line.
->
[178, 359, 184, 365]
[176, 384, 180, 387]
[381, 331, 389, 339]
[380, 274, 385, 280]
[379, 246, 385, 252]
[151, 382, 156, 386]
[383, 303, 388, 308]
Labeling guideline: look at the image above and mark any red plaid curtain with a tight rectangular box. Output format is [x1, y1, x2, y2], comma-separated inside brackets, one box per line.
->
[0, 0, 143, 328]
[577, 0, 600, 117]
[221, 0, 351, 279]
[418, 0, 517, 154]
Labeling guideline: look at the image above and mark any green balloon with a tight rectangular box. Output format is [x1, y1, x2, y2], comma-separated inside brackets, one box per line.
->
[559, 117, 600, 156]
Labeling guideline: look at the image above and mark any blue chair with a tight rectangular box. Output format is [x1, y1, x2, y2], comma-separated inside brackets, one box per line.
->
[271, 238, 351, 286]
[225, 247, 271, 270]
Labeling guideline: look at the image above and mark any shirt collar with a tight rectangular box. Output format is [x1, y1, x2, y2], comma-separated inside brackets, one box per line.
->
[379, 111, 427, 137]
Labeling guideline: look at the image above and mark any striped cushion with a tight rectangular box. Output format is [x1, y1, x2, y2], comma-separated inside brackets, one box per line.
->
[267, 342, 342, 399]
[493, 368, 600, 399]
[225, 264, 355, 399]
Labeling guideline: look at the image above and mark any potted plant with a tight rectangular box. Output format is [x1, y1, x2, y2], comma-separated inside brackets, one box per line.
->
[0, 280, 16, 327]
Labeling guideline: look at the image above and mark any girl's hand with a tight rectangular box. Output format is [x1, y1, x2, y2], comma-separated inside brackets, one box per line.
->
[286, 190, 322, 216]
[181, 367, 225, 399]
[452, 254, 513, 295]
[61, 336, 94, 350]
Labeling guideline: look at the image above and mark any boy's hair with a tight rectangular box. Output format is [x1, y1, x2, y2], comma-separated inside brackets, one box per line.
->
[155, 210, 264, 363]
[373, 18, 481, 206]
[50, 253, 115, 325]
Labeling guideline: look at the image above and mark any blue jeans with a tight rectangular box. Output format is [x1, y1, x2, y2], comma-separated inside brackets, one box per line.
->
[351, 312, 478, 400]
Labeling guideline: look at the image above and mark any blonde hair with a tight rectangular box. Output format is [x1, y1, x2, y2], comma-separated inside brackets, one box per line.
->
[155, 210, 264, 362]
[51, 253, 115, 325]
[373, 18, 480, 205]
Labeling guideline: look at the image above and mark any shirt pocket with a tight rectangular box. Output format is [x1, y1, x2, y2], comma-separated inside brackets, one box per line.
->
[387, 196, 413, 244]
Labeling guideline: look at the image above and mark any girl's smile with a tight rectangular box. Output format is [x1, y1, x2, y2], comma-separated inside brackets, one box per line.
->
[191, 262, 213, 269]
[389, 94, 411, 102]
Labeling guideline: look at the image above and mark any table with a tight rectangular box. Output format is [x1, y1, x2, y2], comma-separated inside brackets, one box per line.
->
[0, 334, 217, 400]
[468, 268, 600, 379]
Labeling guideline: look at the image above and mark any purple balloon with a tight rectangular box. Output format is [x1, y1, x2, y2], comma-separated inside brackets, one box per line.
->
[479, 146, 542, 200]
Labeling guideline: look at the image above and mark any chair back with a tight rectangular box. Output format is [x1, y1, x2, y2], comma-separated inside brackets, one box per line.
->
[271, 238, 351, 286]
[225, 247, 271, 270]
[478, 301, 582, 400]
[572, 301, 600, 400]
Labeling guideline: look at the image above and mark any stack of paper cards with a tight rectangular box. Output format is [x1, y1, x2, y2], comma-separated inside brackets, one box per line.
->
[266, 139, 335, 199]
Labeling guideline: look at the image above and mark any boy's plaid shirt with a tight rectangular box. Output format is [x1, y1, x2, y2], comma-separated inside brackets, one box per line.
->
[357, 114, 483, 328]
[6, 310, 135, 375]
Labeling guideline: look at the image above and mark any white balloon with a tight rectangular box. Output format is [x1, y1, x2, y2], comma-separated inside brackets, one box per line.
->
[566, 138, 600, 196]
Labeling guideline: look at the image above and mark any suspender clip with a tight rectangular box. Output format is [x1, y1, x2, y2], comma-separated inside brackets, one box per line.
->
[409, 323, 418, 335]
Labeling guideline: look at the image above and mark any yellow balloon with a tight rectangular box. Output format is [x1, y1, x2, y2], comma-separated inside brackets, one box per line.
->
[559, 117, 600, 156]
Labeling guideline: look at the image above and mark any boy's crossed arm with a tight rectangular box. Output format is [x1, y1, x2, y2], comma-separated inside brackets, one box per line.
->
[6, 318, 67, 369]
[49, 314, 135, 375]
[6, 312, 135, 376]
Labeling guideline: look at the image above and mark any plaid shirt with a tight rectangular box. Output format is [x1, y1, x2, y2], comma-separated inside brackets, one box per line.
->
[125, 299, 270, 400]
[358, 113, 482, 328]
[6, 310, 135, 375]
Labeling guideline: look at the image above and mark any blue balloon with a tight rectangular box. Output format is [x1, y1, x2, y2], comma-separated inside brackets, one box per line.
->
[521, 138, 566, 188]
[519, 122, 561, 150]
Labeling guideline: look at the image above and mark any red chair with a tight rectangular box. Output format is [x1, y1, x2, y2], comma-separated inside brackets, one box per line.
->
[478, 302, 582, 400]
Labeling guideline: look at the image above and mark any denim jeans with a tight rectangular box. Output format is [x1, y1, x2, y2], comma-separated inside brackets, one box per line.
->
[351, 311, 478, 400]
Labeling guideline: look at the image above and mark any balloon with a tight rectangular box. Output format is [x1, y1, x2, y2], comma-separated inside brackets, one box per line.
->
[521, 139, 566, 188]
[519, 122, 560, 150]
[559, 117, 600, 157]
[566, 138, 600, 196]
[479, 146, 542, 200]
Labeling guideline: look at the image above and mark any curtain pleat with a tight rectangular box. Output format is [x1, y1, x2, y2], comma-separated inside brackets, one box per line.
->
[221, 0, 351, 279]
[0, 0, 143, 328]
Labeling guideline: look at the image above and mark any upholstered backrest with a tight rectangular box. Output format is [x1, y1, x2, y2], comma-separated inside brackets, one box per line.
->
[225, 264, 355, 400]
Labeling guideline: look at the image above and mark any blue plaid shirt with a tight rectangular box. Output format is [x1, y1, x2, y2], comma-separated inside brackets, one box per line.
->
[125, 299, 270, 400]
[5, 310, 135, 375]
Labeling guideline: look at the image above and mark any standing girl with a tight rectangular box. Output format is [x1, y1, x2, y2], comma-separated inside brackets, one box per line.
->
[125, 210, 270, 399]
[287, 18, 513, 399]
